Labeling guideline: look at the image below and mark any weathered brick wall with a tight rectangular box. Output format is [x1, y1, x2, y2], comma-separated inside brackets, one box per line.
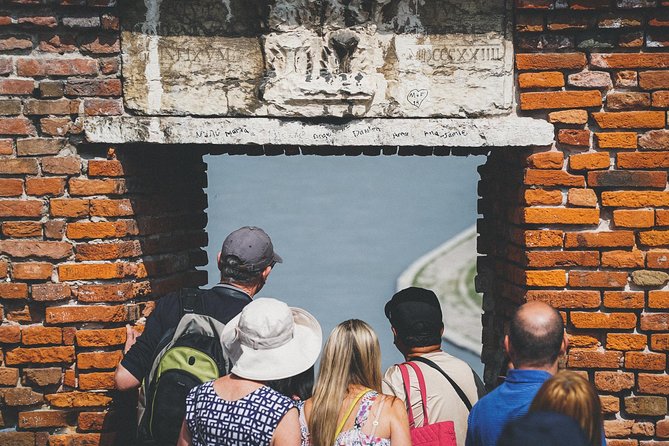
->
[478, 0, 669, 444]
[0, 0, 668, 444]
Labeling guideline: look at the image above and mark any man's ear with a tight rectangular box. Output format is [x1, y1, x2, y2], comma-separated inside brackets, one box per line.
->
[560, 331, 569, 355]
[391, 327, 398, 337]
[217, 252, 222, 268]
[440, 327, 444, 337]
[261, 265, 272, 280]
[503, 335, 511, 356]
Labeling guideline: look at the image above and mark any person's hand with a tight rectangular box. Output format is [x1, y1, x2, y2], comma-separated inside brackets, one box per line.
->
[124, 324, 141, 354]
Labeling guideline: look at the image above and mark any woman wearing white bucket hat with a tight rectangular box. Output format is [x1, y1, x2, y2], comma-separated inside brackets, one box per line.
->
[177, 298, 322, 446]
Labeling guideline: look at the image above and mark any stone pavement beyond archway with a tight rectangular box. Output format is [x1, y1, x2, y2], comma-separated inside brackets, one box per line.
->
[0, 0, 668, 444]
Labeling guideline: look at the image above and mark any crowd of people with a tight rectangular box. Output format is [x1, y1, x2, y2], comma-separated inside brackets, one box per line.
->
[114, 226, 605, 446]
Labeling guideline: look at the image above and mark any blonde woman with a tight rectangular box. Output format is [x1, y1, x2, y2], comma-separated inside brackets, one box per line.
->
[303, 319, 411, 446]
[530, 371, 605, 446]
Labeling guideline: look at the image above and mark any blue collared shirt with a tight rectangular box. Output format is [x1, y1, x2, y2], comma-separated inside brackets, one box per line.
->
[465, 369, 552, 446]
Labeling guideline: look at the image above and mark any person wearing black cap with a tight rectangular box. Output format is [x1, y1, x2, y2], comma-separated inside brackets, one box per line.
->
[382, 287, 485, 446]
[114, 226, 283, 391]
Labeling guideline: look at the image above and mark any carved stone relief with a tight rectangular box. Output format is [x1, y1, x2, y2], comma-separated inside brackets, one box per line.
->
[120, 0, 513, 118]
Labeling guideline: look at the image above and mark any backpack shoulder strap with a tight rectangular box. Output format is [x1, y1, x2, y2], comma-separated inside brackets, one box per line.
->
[410, 356, 473, 411]
[179, 288, 205, 317]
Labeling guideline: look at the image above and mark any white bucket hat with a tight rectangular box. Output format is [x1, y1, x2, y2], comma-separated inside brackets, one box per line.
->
[221, 298, 322, 381]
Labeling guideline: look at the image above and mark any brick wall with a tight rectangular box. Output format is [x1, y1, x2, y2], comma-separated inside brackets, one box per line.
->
[478, 0, 669, 444]
[0, 0, 668, 444]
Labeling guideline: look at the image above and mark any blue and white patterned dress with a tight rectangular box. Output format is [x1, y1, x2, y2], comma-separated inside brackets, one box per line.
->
[185, 381, 295, 446]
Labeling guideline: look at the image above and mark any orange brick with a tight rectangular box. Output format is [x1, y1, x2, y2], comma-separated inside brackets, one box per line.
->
[658, 210, 669, 226]
[569, 271, 628, 288]
[12, 262, 53, 280]
[626, 351, 666, 370]
[602, 250, 645, 268]
[604, 291, 645, 309]
[571, 312, 637, 329]
[526, 290, 601, 308]
[600, 395, 620, 414]
[89, 199, 134, 217]
[45, 392, 111, 408]
[613, 209, 655, 228]
[45, 305, 127, 324]
[524, 207, 599, 225]
[647, 250, 669, 268]
[50, 198, 90, 218]
[603, 191, 669, 207]
[0, 325, 21, 343]
[516, 53, 587, 70]
[58, 263, 126, 281]
[77, 351, 123, 370]
[649, 291, 669, 309]
[568, 349, 622, 368]
[617, 151, 669, 169]
[565, 231, 635, 248]
[525, 169, 585, 187]
[640, 230, 669, 247]
[548, 110, 589, 125]
[18, 410, 67, 429]
[567, 188, 597, 207]
[568, 334, 599, 348]
[638, 374, 669, 395]
[596, 132, 638, 149]
[607, 333, 647, 351]
[78, 372, 115, 390]
[25, 177, 65, 196]
[21, 326, 62, 345]
[526, 251, 599, 267]
[0, 179, 23, 197]
[525, 230, 563, 247]
[525, 270, 567, 287]
[593, 111, 666, 129]
[569, 152, 610, 170]
[527, 151, 564, 169]
[4, 346, 74, 365]
[520, 90, 602, 110]
[591, 53, 669, 69]
[640, 70, 669, 90]
[652, 90, 669, 107]
[66, 221, 137, 240]
[651, 334, 669, 351]
[75, 327, 126, 347]
[0, 200, 43, 218]
[2, 221, 42, 238]
[525, 189, 563, 205]
[518, 72, 565, 88]
[68, 178, 126, 196]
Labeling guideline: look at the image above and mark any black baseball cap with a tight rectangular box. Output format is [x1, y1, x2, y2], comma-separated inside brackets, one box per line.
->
[220, 226, 282, 272]
[384, 287, 443, 335]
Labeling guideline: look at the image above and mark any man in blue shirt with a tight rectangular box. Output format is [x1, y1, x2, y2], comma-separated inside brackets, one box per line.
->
[465, 301, 568, 446]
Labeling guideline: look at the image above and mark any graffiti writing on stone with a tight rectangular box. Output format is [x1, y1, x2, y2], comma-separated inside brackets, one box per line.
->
[407, 89, 428, 108]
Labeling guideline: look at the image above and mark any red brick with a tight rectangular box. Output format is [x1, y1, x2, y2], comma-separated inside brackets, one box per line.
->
[651, 334, 669, 351]
[648, 250, 669, 268]
[607, 333, 647, 350]
[596, 132, 638, 149]
[1, 221, 40, 239]
[83, 98, 122, 116]
[21, 326, 61, 345]
[75, 241, 142, 261]
[595, 371, 635, 392]
[0, 79, 34, 95]
[593, 111, 666, 129]
[638, 374, 669, 395]
[0, 282, 28, 299]
[526, 251, 599, 267]
[602, 250, 645, 268]
[75, 281, 148, 302]
[607, 91, 651, 110]
[591, 53, 669, 69]
[31, 283, 71, 301]
[640, 231, 669, 247]
[642, 313, 669, 331]
[17, 138, 64, 157]
[518, 72, 564, 88]
[41, 156, 81, 175]
[0, 179, 24, 197]
[601, 396, 620, 415]
[64, 79, 122, 97]
[78, 371, 115, 390]
[46, 305, 127, 324]
[650, 291, 669, 309]
[640, 71, 669, 90]
[590, 170, 668, 188]
[0, 117, 36, 136]
[639, 130, 669, 150]
[604, 291, 645, 309]
[39, 33, 77, 53]
[17, 58, 98, 77]
[548, 110, 589, 125]
[568, 349, 622, 368]
[613, 209, 655, 228]
[0, 240, 72, 259]
[569, 271, 628, 288]
[571, 312, 637, 329]
[0, 325, 21, 343]
[567, 188, 597, 207]
[44, 219, 65, 239]
[558, 129, 590, 147]
[68, 178, 126, 196]
[0, 138, 13, 155]
[0, 200, 42, 218]
[516, 53, 587, 70]
[40, 118, 74, 136]
[18, 410, 67, 429]
[66, 221, 137, 239]
[80, 36, 120, 55]
[58, 263, 127, 281]
[77, 351, 122, 370]
[87, 159, 124, 177]
[25, 177, 65, 196]
[525, 169, 585, 187]
[13, 262, 53, 280]
[2, 387, 44, 406]
[0, 368, 19, 386]
[565, 231, 635, 248]
[621, 150, 669, 169]
[78, 411, 113, 431]
[4, 346, 74, 365]
[603, 191, 669, 207]
[524, 207, 599, 224]
[652, 90, 669, 107]
[24, 99, 79, 116]
[45, 392, 111, 408]
[524, 189, 562, 205]
[524, 230, 564, 247]
[626, 351, 666, 370]
[606, 420, 635, 439]
[526, 290, 601, 308]
[569, 151, 610, 170]
[50, 198, 89, 217]
[520, 90, 602, 110]
[75, 327, 125, 347]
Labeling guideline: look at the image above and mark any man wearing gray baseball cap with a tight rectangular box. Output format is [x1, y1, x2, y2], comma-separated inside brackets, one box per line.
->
[115, 226, 282, 391]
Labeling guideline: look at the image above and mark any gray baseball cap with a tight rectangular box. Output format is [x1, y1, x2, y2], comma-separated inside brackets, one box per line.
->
[220, 226, 282, 272]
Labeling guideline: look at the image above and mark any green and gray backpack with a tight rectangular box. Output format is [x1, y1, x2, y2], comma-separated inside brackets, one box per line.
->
[137, 289, 229, 445]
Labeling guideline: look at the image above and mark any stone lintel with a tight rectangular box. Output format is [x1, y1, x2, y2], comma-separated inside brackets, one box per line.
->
[84, 116, 554, 148]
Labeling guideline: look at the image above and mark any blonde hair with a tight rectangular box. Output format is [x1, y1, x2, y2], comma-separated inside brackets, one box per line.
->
[530, 371, 602, 446]
[308, 319, 382, 446]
